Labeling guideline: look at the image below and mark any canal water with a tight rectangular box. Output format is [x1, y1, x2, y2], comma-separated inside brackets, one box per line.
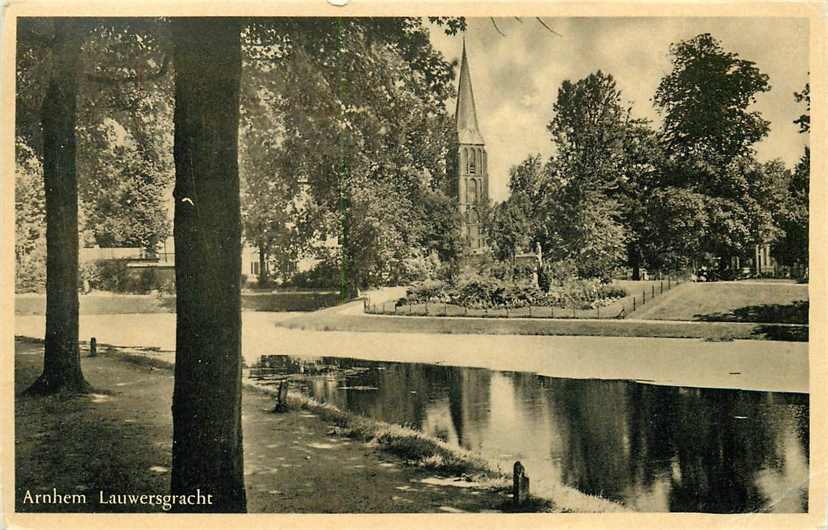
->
[251, 355, 809, 513]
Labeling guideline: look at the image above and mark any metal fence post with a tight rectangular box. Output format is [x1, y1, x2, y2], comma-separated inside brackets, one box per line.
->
[633, 297, 636, 312]
[597, 305, 600, 319]
[643, 290, 646, 304]
[529, 305, 533, 318]
[652, 285, 655, 298]
[660, 280, 663, 294]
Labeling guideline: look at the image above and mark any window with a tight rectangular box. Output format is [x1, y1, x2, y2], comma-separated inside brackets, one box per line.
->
[251, 261, 260, 276]
[468, 148, 476, 174]
[469, 179, 478, 203]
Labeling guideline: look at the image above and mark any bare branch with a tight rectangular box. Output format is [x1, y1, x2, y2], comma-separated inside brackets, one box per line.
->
[86, 53, 170, 85]
[490, 17, 507, 37]
[535, 17, 562, 37]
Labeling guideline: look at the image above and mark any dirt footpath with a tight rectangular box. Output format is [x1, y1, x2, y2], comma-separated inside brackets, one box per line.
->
[14, 340, 508, 513]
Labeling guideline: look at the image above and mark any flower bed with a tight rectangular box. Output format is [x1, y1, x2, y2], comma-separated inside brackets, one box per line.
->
[397, 274, 628, 311]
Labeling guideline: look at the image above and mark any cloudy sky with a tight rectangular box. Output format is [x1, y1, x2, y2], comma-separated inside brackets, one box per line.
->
[428, 17, 810, 202]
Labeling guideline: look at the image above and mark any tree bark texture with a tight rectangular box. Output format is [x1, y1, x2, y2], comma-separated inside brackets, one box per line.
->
[27, 19, 90, 395]
[170, 18, 246, 513]
[257, 244, 269, 286]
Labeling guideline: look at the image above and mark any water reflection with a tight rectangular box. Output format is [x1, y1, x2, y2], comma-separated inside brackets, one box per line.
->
[250, 355, 809, 513]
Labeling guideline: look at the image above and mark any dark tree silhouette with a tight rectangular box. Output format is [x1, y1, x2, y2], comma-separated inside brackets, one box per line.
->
[25, 18, 91, 395]
[169, 17, 247, 512]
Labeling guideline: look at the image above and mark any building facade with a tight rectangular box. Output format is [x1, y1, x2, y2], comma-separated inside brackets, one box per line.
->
[455, 42, 489, 252]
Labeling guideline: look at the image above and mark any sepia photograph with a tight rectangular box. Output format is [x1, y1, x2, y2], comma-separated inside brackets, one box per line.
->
[1, 4, 824, 529]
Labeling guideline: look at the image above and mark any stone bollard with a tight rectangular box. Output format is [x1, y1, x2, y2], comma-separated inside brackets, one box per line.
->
[89, 337, 97, 358]
[272, 380, 289, 413]
[513, 461, 530, 507]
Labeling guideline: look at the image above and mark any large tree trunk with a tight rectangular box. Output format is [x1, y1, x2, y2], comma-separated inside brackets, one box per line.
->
[26, 19, 90, 396]
[257, 244, 269, 287]
[631, 248, 641, 281]
[338, 167, 358, 300]
[170, 18, 246, 513]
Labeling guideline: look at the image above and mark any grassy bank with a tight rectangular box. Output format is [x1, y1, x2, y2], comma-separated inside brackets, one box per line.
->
[630, 282, 809, 323]
[15, 291, 341, 315]
[281, 310, 808, 341]
[246, 381, 627, 513]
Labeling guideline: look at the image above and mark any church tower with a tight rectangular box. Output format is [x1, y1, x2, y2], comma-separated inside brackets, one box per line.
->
[454, 40, 488, 252]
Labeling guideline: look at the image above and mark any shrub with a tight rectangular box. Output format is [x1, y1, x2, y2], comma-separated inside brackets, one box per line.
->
[15, 242, 46, 293]
[402, 279, 446, 304]
[158, 273, 176, 294]
[400, 251, 437, 283]
[548, 279, 627, 309]
[544, 259, 578, 287]
[288, 260, 340, 289]
[95, 260, 130, 292]
[398, 266, 628, 311]
[79, 262, 101, 292]
[122, 267, 158, 294]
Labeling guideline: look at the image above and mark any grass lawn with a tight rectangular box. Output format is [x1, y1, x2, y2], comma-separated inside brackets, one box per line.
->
[283, 309, 807, 341]
[15, 291, 341, 315]
[630, 282, 809, 324]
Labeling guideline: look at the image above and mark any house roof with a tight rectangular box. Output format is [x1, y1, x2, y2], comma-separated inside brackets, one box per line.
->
[455, 40, 485, 146]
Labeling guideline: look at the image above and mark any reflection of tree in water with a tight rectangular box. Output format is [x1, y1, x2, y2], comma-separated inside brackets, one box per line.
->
[543, 378, 807, 512]
[545, 379, 632, 502]
[508, 371, 549, 424]
[310, 361, 493, 448]
[626, 384, 680, 491]
[668, 388, 781, 512]
[448, 368, 492, 451]
[271, 356, 808, 513]
[342, 363, 455, 429]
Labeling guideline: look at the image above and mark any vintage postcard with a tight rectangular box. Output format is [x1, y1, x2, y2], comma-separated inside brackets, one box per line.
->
[1, 1, 825, 529]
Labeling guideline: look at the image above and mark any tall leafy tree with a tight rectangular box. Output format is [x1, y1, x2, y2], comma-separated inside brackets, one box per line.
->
[543, 71, 631, 278]
[243, 18, 458, 296]
[238, 63, 308, 286]
[16, 18, 173, 289]
[486, 154, 553, 264]
[77, 21, 174, 250]
[775, 81, 810, 268]
[21, 18, 91, 395]
[613, 120, 666, 278]
[170, 17, 246, 512]
[654, 33, 770, 166]
[653, 33, 773, 269]
[15, 141, 47, 293]
[774, 149, 809, 268]
[548, 71, 631, 196]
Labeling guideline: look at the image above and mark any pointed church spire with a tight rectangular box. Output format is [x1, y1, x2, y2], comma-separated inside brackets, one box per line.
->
[455, 39, 485, 145]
